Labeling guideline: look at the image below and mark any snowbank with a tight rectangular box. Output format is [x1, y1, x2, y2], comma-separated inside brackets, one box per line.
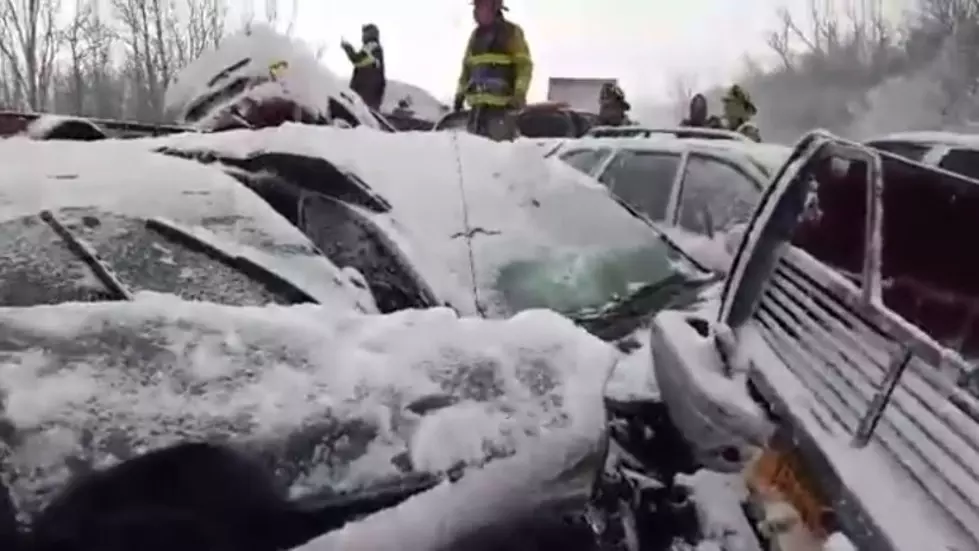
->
[0, 294, 617, 514]
[0, 138, 371, 310]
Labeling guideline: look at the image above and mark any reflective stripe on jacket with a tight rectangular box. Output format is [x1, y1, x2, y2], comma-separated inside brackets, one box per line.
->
[344, 40, 386, 109]
[456, 20, 532, 108]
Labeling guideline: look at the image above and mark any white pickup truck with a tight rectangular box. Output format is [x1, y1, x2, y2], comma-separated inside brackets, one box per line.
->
[651, 131, 979, 550]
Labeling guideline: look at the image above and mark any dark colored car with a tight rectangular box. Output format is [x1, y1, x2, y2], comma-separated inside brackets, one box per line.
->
[433, 102, 596, 138]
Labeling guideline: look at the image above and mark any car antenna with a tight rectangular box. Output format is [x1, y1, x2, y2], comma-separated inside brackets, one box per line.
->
[39, 210, 134, 301]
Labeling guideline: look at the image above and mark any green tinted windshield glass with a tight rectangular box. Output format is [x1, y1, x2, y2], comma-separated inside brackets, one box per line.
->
[495, 239, 693, 315]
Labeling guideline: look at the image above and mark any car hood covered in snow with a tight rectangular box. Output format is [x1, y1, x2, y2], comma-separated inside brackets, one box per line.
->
[0, 138, 372, 311]
[0, 294, 616, 518]
[142, 125, 710, 319]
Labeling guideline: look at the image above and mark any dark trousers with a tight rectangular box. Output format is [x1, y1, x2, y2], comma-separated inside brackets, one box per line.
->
[466, 105, 517, 141]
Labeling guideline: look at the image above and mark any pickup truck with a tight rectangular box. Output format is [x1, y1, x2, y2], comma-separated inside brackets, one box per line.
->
[651, 131, 979, 550]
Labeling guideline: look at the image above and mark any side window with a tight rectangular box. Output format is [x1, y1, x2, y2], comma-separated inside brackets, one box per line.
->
[938, 148, 979, 181]
[677, 155, 761, 234]
[598, 151, 681, 221]
[559, 148, 611, 175]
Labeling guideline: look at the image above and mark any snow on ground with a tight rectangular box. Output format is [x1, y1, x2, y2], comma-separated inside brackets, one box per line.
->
[0, 138, 372, 311]
[0, 294, 617, 515]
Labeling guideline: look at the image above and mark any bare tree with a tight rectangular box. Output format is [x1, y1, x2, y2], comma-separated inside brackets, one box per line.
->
[111, 0, 227, 120]
[0, 0, 63, 110]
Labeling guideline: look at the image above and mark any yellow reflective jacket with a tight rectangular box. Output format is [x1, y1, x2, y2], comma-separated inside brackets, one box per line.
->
[456, 19, 532, 108]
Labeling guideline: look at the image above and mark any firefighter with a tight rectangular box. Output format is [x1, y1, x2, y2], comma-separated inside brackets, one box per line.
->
[721, 84, 761, 141]
[680, 93, 722, 128]
[596, 82, 631, 126]
[453, 0, 533, 140]
[341, 23, 386, 111]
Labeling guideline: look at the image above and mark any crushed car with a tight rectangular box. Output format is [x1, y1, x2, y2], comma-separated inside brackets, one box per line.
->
[865, 130, 979, 181]
[164, 24, 391, 132]
[583, 125, 753, 141]
[651, 130, 979, 550]
[550, 135, 789, 272]
[0, 138, 628, 551]
[143, 125, 719, 345]
[433, 101, 597, 139]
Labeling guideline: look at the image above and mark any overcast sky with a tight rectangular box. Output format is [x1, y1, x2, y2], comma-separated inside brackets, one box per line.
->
[278, 0, 905, 102]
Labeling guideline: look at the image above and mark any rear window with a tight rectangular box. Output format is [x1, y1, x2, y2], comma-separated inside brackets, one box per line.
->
[0, 208, 307, 307]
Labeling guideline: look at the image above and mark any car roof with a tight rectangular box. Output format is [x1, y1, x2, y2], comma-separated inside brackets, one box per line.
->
[0, 138, 370, 310]
[561, 136, 791, 175]
[585, 125, 751, 141]
[867, 131, 979, 149]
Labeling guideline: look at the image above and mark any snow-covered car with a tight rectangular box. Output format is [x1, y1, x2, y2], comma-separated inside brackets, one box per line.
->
[0, 111, 189, 140]
[147, 125, 718, 343]
[652, 130, 979, 550]
[0, 138, 627, 549]
[865, 130, 979, 181]
[549, 136, 788, 268]
[433, 102, 596, 138]
[0, 138, 371, 310]
[164, 25, 388, 132]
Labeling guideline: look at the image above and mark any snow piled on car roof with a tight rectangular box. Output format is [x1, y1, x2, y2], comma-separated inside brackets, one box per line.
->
[0, 138, 372, 311]
[0, 293, 616, 515]
[164, 24, 377, 129]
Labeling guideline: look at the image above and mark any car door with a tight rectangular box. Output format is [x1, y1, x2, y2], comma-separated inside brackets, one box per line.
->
[673, 153, 764, 236]
[596, 149, 684, 223]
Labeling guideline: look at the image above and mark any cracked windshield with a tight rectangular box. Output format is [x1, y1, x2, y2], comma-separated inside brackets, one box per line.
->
[0, 0, 975, 550]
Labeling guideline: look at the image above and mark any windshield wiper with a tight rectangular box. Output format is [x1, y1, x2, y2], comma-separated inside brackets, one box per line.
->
[572, 272, 717, 341]
[145, 218, 316, 304]
[40, 210, 134, 301]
